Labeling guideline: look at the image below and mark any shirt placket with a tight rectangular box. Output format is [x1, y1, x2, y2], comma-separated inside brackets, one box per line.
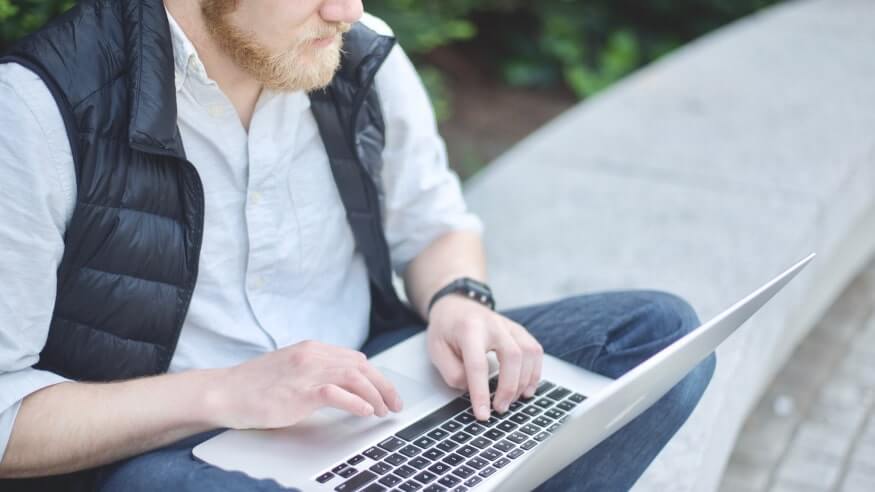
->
[243, 92, 300, 349]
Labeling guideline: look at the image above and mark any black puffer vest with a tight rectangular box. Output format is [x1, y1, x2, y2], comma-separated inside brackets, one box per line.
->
[1, 0, 422, 489]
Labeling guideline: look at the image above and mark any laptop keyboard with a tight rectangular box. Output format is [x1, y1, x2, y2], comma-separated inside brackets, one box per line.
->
[314, 378, 586, 491]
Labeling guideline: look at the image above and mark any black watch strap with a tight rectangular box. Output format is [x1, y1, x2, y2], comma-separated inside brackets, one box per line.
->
[427, 277, 495, 316]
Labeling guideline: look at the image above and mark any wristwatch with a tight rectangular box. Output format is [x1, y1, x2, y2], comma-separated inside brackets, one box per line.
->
[427, 277, 496, 316]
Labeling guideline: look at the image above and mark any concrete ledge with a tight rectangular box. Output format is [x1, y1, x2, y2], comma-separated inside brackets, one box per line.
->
[462, 0, 875, 489]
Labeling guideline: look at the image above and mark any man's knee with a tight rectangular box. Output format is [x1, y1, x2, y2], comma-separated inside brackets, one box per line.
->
[660, 351, 716, 431]
[600, 290, 700, 353]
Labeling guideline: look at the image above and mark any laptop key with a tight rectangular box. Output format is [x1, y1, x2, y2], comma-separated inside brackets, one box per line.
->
[450, 432, 472, 444]
[385, 453, 407, 466]
[423, 448, 445, 461]
[463, 476, 482, 487]
[483, 429, 504, 441]
[379, 474, 402, 488]
[545, 408, 564, 419]
[413, 437, 436, 449]
[521, 406, 542, 417]
[398, 481, 422, 491]
[494, 457, 511, 468]
[479, 448, 501, 461]
[534, 431, 550, 441]
[414, 470, 437, 484]
[507, 449, 524, 459]
[396, 398, 470, 442]
[436, 440, 458, 452]
[394, 465, 416, 478]
[332, 463, 349, 474]
[546, 387, 572, 401]
[557, 401, 576, 412]
[482, 415, 501, 427]
[462, 423, 486, 435]
[454, 413, 475, 424]
[370, 462, 393, 475]
[478, 466, 497, 478]
[509, 413, 530, 425]
[547, 423, 561, 432]
[508, 401, 524, 411]
[361, 484, 386, 492]
[533, 416, 552, 428]
[379, 437, 407, 452]
[493, 440, 514, 453]
[338, 467, 358, 478]
[452, 487, 467, 492]
[452, 465, 476, 479]
[334, 470, 377, 492]
[399, 445, 422, 458]
[428, 462, 451, 475]
[456, 445, 478, 458]
[442, 453, 465, 466]
[348, 455, 366, 465]
[469, 437, 491, 449]
[534, 381, 555, 396]
[316, 471, 334, 483]
[423, 485, 446, 492]
[466, 457, 489, 470]
[364, 447, 389, 461]
[441, 420, 463, 432]
[534, 398, 554, 409]
[496, 420, 517, 433]
[519, 424, 539, 436]
[569, 393, 586, 403]
[427, 428, 449, 441]
[409, 457, 431, 470]
[506, 432, 527, 444]
[521, 440, 538, 450]
[439, 475, 461, 487]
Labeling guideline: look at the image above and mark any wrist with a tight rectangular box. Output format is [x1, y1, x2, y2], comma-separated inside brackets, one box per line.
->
[194, 367, 233, 428]
[427, 277, 495, 320]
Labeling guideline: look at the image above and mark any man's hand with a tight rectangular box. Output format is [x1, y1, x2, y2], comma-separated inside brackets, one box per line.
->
[210, 340, 404, 430]
[426, 296, 544, 421]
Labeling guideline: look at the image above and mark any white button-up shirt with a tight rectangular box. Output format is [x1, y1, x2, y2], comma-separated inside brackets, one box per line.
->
[0, 12, 482, 460]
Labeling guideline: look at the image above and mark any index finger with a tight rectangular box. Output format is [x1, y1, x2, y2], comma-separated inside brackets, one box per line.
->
[460, 336, 491, 421]
[360, 360, 404, 413]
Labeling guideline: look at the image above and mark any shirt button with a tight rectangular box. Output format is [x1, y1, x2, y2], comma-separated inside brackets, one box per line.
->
[207, 104, 225, 118]
[250, 191, 263, 206]
[251, 275, 265, 290]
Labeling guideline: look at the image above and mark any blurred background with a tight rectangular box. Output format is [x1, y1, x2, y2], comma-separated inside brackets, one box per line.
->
[0, 0, 779, 179]
[2, 1, 873, 492]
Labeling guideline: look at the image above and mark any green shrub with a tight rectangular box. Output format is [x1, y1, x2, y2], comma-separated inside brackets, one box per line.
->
[1, 0, 779, 103]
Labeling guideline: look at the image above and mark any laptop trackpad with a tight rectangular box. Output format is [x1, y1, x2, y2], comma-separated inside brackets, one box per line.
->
[317, 366, 436, 424]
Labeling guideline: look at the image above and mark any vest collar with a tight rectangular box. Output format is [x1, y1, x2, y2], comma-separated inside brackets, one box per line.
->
[125, 0, 395, 158]
[126, 0, 186, 158]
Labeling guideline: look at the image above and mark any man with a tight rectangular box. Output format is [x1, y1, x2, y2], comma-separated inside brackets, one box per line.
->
[0, 0, 715, 490]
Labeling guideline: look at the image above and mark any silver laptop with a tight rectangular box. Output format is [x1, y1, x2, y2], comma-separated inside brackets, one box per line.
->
[194, 253, 815, 492]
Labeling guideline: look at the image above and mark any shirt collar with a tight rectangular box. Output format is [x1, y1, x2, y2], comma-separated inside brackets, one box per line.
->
[165, 8, 210, 92]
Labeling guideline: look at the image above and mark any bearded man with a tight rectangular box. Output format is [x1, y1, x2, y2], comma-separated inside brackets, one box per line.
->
[0, 1, 715, 491]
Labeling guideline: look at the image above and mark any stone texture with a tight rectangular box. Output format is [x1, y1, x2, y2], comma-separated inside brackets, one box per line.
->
[462, 0, 875, 490]
[718, 259, 875, 492]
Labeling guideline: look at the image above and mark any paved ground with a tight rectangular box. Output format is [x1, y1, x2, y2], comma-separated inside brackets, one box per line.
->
[718, 254, 875, 492]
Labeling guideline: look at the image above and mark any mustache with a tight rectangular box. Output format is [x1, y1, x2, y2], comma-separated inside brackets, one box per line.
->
[310, 21, 352, 40]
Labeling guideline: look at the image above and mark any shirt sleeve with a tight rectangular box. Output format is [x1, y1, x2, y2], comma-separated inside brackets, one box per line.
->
[0, 62, 75, 462]
[373, 34, 484, 278]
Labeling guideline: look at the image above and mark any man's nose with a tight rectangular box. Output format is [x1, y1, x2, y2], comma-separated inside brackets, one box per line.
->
[320, 0, 363, 24]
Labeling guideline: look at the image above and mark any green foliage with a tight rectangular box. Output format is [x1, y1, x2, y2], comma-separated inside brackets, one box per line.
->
[0, 0, 74, 47]
[1, 0, 779, 102]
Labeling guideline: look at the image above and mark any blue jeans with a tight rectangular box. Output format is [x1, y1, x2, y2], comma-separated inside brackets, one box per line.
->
[97, 291, 716, 491]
